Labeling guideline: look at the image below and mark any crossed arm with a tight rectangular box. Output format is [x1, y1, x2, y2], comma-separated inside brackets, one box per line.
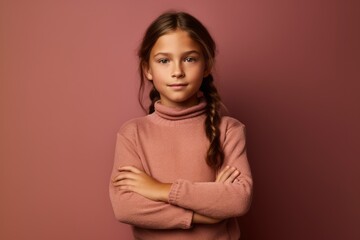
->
[112, 165, 241, 224]
[110, 121, 252, 228]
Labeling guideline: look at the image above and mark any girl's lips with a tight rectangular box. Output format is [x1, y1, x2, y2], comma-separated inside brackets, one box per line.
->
[167, 83, 188, 89]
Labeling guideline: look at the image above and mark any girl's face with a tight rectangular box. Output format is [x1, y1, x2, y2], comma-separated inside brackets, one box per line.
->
[145, 29, 208, 108]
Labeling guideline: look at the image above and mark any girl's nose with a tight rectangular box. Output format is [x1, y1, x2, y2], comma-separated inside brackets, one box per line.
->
[171, 63, 185, 78]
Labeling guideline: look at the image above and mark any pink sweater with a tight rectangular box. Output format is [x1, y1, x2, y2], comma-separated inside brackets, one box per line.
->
[109, 99, 253, 240]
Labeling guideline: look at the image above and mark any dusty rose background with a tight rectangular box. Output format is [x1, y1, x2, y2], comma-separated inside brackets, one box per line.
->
[1, 0, 359, 239]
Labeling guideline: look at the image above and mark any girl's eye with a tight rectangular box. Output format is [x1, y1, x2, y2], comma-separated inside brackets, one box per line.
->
[184, 57, 197, 62]
[158, 59, 169, 64]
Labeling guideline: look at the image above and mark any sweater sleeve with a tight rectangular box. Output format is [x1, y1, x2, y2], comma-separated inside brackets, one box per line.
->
[168, 120, 253, 219]
[109, 128, 193, 229]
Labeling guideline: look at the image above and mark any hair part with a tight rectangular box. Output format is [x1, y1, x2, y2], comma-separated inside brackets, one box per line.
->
[137, 11, 224, 170]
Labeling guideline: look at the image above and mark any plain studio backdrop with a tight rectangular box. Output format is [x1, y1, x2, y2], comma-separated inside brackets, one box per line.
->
[1, 0, 359, 239]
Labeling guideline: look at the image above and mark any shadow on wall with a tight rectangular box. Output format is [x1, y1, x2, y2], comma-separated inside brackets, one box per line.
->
[221, 65, 359, 239]
[215, 2, 360, 237]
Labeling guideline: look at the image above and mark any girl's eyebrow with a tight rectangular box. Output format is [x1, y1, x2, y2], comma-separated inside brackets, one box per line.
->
[153, 50, 201, 57]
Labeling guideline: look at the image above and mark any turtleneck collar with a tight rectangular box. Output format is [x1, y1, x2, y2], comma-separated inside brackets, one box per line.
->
[154, 98, 207, 121]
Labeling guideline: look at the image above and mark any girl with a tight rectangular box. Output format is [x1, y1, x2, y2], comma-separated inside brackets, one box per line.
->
[110, 11, 253, 240]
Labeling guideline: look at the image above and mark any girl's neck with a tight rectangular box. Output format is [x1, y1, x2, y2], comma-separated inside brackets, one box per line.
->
[158, 98, 200, 109]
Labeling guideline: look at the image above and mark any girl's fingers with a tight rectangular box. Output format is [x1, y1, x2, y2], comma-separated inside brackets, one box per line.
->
[216, 166, 230, 182]
[224, 170, 241, 184]
[217, 166, 237, 183]
[113, 166, 144, 183]
[112, 171, 137, 183]
[216, 166, 241, 183]
[118, 165, 142, 174]
[112, 179, 133, 187]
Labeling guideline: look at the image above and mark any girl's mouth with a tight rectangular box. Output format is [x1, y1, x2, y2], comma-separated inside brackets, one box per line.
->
[168, 83, 188, 89]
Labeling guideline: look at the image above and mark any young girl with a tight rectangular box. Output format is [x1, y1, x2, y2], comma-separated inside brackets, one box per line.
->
[110, 11, 253, 240]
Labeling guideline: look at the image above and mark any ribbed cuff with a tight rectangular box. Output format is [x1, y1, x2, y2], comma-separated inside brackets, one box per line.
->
[180, 209, 194, 229]
[168, 179, 182, 206]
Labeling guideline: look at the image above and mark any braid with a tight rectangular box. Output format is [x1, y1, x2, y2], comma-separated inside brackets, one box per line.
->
[201, 74, 224, 170]
[149, 86, 160, 114]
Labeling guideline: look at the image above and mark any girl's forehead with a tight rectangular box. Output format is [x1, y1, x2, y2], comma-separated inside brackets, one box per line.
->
[151, 29, 202, 55]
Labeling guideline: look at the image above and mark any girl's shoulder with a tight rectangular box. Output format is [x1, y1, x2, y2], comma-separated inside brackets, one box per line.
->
[220, 116, 247, 142]
[220, 116, 245, 131]
[117, 115, 151, 137]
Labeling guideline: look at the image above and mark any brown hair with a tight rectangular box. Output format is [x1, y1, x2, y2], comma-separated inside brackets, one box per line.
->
[137, 11, 224, 170]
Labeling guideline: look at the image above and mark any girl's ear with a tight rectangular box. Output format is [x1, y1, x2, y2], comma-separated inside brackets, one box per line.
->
[142, 63, 153, 81]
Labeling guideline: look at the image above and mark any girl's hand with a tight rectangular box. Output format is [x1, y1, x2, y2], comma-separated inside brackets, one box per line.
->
[192, 213, 222, 224]
[215, 165, 240, 183]
[112, 166, 171, 202]
[191, 165, 241, 225]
